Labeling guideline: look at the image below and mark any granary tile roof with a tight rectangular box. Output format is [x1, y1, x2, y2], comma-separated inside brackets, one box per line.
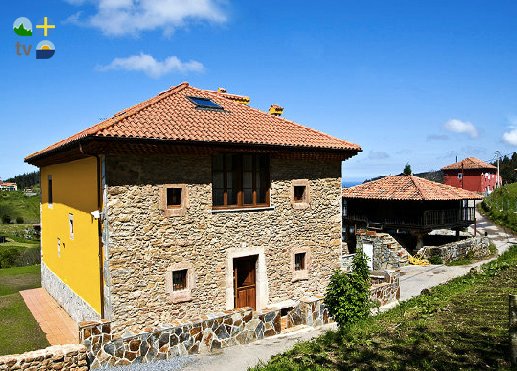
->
[25, 82, 361, 161]
[342, 175, 483, 201]
[441, 157, 496, 171]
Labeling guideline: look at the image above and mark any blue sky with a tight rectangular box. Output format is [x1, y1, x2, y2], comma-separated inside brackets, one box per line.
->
[2, 0, 517, 182]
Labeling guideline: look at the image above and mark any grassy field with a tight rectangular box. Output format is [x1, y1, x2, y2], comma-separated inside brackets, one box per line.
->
[0, 191, 40, 225]
[479, 183, 517, 233]
[254, 246, 517, 370]
[0, 265, 48, 355]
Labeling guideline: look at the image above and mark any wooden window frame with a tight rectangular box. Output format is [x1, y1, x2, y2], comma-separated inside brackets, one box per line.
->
[291, 248, 310, 281]
[165, 262, 195, 304]
[160, 184, 188, 217]
[211, 154, 271, 210]
[291, 179, 310, 210]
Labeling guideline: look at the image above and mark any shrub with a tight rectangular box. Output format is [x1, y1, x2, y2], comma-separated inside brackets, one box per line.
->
[429, 255, 443, 265]
[15, 216, 24, 224]
[324, 250, 371, 328]
[1, 215, 11, 224]
[0, 248, 21, 268]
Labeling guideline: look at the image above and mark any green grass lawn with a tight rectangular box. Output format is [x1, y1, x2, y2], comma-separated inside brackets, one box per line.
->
[0, 265, 49, 355]
[0, 191, 40, 225]
[254, 246, 517, 370]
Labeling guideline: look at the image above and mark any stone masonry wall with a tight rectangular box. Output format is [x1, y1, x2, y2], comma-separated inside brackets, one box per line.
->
[356, 231, 409, 271]
[104, 154, 342, 335]
[419, 236, 491, 263]
[80, 297, 329, 368]
[0, 344, 87, 370]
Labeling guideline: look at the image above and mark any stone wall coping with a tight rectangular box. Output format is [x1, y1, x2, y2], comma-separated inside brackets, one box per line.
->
[0, 344, 86, 363]
[79, 319, 111, 329]
[266, 299, 298, 310]
[300, 295, 324, 304]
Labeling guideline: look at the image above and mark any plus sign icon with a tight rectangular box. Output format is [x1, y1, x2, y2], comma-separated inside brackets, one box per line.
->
[13, 16, 56, 59]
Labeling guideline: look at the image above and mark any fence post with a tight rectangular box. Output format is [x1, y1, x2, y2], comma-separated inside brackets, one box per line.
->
[510, 294, 517, 366]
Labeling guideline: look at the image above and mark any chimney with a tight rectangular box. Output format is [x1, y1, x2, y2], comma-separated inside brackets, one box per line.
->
[269, 104, 284, 116]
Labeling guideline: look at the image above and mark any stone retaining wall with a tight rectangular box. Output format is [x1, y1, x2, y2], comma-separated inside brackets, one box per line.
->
[419, 236, 491, 263]
[356, 231, 409, 271]
[80, 297, 329, 368]
[370, 270, 400, 306]
[0, 344, 87, 370]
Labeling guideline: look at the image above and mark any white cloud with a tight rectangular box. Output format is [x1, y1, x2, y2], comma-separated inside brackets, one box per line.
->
[444, 119, 478, 138]
[98, 53, 204, 78]
[503, 128, 517, 146]
[66, 0, 226, 36]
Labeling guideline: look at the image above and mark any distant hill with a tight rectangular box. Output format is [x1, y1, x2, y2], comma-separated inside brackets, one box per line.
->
[0, 191, 39, 224]
[5, 171, 39, 190]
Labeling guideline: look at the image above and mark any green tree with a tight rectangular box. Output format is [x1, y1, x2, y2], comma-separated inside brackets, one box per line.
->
[324, 250, 371, 328]
[403, 163, 412, 175]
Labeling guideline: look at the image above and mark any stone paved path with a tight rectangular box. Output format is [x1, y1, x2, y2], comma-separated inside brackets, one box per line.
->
[101, 210, 517, 371]
[20, 287, 78, 345]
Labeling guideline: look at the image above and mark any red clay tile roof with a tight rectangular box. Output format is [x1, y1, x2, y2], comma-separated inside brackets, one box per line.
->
[342, 175, 482, 201]
[25, 82, 361, 161]
[441, 157, 496, 171]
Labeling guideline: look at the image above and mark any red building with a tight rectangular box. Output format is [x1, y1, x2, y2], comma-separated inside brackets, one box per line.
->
[441, 157, 500, 194]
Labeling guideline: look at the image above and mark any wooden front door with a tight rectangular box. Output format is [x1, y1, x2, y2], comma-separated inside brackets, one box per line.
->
[233, 255, 257, 310]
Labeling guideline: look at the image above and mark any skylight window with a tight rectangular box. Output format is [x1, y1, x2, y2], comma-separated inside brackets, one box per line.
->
[188, 96, 223, 110]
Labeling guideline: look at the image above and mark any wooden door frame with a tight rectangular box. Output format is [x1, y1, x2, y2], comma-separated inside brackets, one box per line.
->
[225, 247, 268, 310]
[233, 255, 257, 310]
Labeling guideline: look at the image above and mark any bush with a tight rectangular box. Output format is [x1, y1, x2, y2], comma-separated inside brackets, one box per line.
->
[0, 248, 21, 268]
[429, 255, 443, 265]
[1, 215, 11, 224]
[324, 250, 371, 328]
[15, 216, 24, 224]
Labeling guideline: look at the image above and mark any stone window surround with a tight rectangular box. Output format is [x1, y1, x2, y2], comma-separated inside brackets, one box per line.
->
[165, 261, 195, 304]
[160, 184, 188, 217]
[225, 246, 269, 311]
[290, 179, 310, 209]
[68, 213, 74, 240]
[291, 247, 311, 282]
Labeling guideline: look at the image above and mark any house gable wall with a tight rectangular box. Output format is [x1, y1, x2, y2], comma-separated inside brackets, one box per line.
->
[104, 153, 342, 335]
[40, 157, 102, 320]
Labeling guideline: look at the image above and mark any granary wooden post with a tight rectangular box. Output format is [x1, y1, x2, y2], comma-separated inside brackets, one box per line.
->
[510, 294, 517, 366]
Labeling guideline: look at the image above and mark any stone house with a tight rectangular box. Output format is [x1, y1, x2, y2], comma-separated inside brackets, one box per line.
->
[25, 82, 361, 335]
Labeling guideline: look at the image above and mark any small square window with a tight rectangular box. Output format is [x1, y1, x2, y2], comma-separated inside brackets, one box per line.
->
[172, 269, 187, 291]
[167, 188, 182, 208]
[291, 179, 310, 209]
[161, 184, 187, 216]
[293, 186, 306, 202]
[166, 263, 194, 303]
[294, 252, 306, 271]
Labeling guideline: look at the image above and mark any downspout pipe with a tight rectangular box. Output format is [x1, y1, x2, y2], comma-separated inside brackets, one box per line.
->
[79, 142, 105, 319]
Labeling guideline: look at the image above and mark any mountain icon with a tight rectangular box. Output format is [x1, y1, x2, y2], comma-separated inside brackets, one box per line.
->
[13, 17, 32, 36]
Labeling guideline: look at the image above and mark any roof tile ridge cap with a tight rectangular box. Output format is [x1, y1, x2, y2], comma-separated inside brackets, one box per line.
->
[410, 175, 427, 200]
[90, 82, 190, 136]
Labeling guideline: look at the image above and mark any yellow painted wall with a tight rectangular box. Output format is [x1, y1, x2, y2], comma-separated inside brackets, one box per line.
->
[40, 157, 102, 315]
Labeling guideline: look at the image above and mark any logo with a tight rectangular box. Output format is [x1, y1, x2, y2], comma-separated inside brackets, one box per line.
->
[13, 17, 32, 36]
[13, 16, 56, 59]
[36, 40, 55, 59]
